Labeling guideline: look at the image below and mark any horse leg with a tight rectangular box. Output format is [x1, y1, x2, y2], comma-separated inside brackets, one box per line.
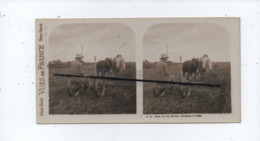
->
[95, 72, 102, 90]
[100, 72, 108, 97]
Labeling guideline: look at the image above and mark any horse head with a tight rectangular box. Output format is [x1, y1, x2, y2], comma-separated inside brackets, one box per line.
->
[104, 58, 113, 68]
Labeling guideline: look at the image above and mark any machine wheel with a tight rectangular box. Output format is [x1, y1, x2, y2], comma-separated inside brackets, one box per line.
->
[153, 84, 167, 97]
[68, 80, 82, 97]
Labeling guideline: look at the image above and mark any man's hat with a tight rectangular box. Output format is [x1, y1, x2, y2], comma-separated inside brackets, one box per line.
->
[160, 53, 169, 59]
[75, 53, 83, 59]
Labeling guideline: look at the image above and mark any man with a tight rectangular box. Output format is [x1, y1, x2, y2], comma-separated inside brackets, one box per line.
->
[154, 53, 176, 97]
[70, 54, 85, 76]
[68, 54, 90, 96]
[155, 53, 175, 81]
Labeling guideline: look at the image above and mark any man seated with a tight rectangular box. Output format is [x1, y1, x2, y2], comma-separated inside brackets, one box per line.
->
[154, 53, 176, 97]
[68, 54, 91, 96]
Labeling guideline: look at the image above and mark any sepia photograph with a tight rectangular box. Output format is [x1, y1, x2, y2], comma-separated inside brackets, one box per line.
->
[48, 23, 136, 114]
[143, 23, 232, 114]
[36, 18, 240, 123]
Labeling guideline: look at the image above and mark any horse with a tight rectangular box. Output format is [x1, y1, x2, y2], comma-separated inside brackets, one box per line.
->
[182, 58, 199, 75]
[111, 54, 126, 78]
[198, 54, 212, 78]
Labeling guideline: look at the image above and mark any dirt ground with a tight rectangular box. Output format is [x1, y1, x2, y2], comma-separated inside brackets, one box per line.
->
[143, 62, 231, 114]
[49, 63, 136, 114]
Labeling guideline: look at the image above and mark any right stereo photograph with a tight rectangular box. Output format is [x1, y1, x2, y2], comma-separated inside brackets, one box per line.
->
[143, 19, 240, 120]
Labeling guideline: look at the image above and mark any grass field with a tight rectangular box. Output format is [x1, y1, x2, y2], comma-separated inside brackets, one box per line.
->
[143, 62, 231, 114]
[49, 63, 136, 114]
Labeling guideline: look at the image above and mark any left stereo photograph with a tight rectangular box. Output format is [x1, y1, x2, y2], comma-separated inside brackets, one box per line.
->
[36, 19, 137, 123]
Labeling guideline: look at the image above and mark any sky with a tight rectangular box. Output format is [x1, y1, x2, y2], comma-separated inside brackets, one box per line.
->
[143, 23, 230, 62]
[49, 23, 135, 62]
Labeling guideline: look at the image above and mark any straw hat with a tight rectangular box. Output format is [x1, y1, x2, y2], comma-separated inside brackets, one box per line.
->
[75, 53, 83, 59]
[160, 53, 169, 59]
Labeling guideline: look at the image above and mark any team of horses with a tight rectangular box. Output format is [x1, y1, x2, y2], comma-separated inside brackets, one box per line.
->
[96, 54, 126, 78]
[182, 54, 212, 80]
[94, 54, 126, 97]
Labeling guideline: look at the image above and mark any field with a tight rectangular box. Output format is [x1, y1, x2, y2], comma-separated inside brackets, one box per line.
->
[49, 62, 136, 114]
[143, 62, 231, 114]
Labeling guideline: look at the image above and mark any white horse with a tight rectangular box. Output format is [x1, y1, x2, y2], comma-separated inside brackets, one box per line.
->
[111, 54, 126, 78]
[199, 54, 212, 77]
